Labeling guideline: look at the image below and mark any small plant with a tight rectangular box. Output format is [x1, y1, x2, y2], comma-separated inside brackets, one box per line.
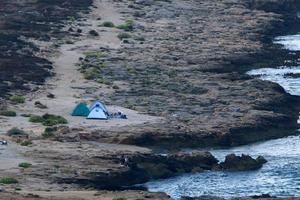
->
[112, 85, 119, 89]
[42, 114, 68, 126]
[29, 114, 68, 126]
[83, 51, 104, 58]
[0, 177, 18, 184]
[0, 110, 16, 117]
[116, 20, 134, 31]
[117, 33, 131, 40]
[102, 21, 115, 27]
[7, 128, 27, 136]
[42, 129, 54, 139]
[112, 197, 127, 200]
[9, 95, 25, 104]
[29, 115, 44, 123]
[89, 30, 99, 36]
[20, 140, 32, 146]
[18, 162, 32, 169]
[83, 67, 100, 80]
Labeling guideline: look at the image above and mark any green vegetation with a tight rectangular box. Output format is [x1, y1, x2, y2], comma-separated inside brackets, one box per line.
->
[102, 21, 115, 27]
[18, 162, 32, 169]
[112, 197, 127, 200]
[29, 115, 44, 123]
[0, 110, 16, 117]
[83, 51, 104, 59]
[9, 95, 25, 104]
[116, 20, 134, 31]
[82, 67, 100, 80]
[7, 128, 27, 136]
[29, 114, 68, 126]
[42, 128, 55, 139]
[20, 140, 32, 146]
[117, 33, 131, 40]
[0, 177, 18, 184]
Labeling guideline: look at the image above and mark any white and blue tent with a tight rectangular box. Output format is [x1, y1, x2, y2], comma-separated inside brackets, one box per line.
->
[90, 101, 108, 114]
[87, 104, 108, 120]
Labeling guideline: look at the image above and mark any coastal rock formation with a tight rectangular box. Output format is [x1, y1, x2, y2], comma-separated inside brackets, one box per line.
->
[220, 154, 267, 171]
[78, 0, 300, 148]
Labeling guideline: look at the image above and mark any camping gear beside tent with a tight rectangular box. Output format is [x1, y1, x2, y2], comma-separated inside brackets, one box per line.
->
[87, 105, 108, 120]
[71, 103, 90, 117]
[90, 101, 108, 114]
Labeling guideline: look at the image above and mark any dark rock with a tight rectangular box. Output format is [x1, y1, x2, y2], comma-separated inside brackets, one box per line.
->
[89, 30, 99, 36]
[34, 101, 48, 109]
[47, 93, 55, 98]
[220, 154, 267, 171]
[68, 27, 74, 32]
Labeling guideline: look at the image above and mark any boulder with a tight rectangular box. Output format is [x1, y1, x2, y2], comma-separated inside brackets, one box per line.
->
[220, 154, 267, 171]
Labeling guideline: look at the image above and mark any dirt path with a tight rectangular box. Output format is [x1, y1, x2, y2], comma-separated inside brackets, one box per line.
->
[1, 0, 163, 136]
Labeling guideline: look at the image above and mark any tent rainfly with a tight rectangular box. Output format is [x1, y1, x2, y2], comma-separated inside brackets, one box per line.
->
[90, 101, 108, 114]
[87, 105, 108, 120]
[71, 102, 90, 117]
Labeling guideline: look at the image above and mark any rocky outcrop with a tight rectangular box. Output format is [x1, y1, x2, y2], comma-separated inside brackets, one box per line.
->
[77, 0, 300, 149]
[60, 151, 219, 189]
[220, 154, 267, 171]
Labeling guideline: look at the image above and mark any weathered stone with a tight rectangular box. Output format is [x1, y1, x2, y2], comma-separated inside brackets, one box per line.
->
[220, 154, 267, 171]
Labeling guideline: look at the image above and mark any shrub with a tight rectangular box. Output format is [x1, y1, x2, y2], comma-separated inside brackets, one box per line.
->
[42, 131, 54, 139]
[9, 95, 25, 104]
[29, 115, 44, 123]
[89, 30, 99, 36]
[29, 114, 68, 126]
[83, 67, 100, 80]
[102, 21, 115, 27]
[0, 110, 16, 117]
[0, 177, 18, 184]
[7, 128, 27, 136]
[117, 33, 131, 40]
[116, 20, 134, 31]
[42, 114, 68, 126]
[18, 162, 32, 168]
[20, 140, 32, 146]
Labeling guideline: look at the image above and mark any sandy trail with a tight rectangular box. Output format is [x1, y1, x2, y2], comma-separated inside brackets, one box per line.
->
[1, 0, 163, 135]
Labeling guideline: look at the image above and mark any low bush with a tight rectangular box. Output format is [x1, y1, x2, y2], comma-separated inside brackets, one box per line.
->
[29, 115, 44, 123]
[0, 110, 16, 117]
[116, 20, 134, 31]
[7, 128, 27, 136]
[42, 130, 55, 139]
[9, 95, 25, 104]
[102, 21, 115, 27]
[117, 33, 131, 40]
[29, 114, 68, 126]
[20, 140, 32, 146]
[18, 162, 32, 168]
[42, 114, 68, 126]
[0, 177, 18, 184]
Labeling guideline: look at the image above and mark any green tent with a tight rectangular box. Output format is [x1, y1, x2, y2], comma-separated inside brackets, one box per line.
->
[71, 103, 90, 117]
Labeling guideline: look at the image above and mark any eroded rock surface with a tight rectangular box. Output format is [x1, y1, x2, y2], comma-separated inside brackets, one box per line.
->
[220, 154, 267, 171]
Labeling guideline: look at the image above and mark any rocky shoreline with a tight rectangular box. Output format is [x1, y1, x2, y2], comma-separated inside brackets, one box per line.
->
[0, 0, 300, 199]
